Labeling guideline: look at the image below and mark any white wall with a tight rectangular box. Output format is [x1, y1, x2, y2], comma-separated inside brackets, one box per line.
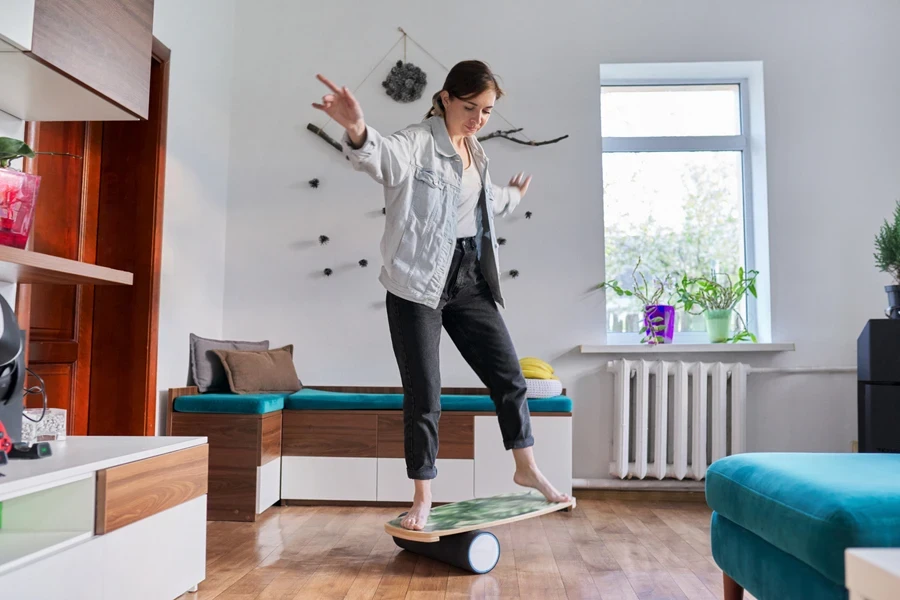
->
[222, 0, 900, 480]
[152, 0, 237, 432]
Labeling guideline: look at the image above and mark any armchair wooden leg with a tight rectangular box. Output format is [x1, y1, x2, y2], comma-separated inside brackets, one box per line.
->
[724, 573, 744, 600]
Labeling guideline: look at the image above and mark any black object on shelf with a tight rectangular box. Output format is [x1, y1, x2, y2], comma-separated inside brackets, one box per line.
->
[8, 441, 52, 460]
[0, 292, 26, 445]
[857, 319, 900, 453]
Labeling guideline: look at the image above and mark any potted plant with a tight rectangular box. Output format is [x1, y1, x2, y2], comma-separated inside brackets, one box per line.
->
[675, 267, 758, 343]
[874, 200, 900, 319]
[598, 257, 677, 344]
[0, 137, 40, 250]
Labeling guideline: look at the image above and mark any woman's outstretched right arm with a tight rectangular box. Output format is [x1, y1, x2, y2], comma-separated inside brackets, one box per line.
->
[313, 74, 412, 187]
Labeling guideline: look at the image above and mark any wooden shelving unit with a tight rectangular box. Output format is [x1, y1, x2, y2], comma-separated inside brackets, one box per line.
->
[0, 246, 132, 286]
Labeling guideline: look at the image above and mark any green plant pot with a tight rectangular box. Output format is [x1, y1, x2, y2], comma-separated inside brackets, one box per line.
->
[704, 309, 733, 343]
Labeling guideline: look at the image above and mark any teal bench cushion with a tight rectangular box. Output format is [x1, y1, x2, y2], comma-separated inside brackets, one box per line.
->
[706, 452, 900, 586]
[174, 393, 286, 415]
[285, 388, 572, 412]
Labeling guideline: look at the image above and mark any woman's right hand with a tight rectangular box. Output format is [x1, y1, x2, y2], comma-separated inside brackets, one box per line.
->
[312, 74, 366, 145]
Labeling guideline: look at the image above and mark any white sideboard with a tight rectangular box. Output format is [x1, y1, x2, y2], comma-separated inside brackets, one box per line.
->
[846, 548, 900, 600]
[0, 436, 209, 600]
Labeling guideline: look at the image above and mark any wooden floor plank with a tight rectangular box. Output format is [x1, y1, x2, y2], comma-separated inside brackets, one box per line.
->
[180, 495, 733, 600]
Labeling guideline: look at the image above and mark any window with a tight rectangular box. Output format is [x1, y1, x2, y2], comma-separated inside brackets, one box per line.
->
[599, 62, 771, 344]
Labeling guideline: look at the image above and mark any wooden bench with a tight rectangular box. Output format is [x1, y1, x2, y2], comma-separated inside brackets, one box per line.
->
[166, 385, 573, 518]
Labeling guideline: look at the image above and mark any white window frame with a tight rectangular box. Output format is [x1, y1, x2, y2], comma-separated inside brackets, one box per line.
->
[599, 61, 772, 345]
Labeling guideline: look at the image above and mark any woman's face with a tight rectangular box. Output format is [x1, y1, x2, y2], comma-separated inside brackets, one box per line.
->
[441, 88, 496, 138]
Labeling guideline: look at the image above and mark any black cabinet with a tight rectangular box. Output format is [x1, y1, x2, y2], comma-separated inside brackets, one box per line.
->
[858, 320, 900, 453]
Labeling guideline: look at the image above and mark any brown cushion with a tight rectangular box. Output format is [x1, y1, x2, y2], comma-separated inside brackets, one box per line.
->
[212, 345, 301, 394]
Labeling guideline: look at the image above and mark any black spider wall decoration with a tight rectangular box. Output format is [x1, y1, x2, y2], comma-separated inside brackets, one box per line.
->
[525, 211, 533, 219]
[509, 269, 520, 278]
[319, 235, 330, 245]
[359, 259, 368, 267]
[308, 178, 320, 188]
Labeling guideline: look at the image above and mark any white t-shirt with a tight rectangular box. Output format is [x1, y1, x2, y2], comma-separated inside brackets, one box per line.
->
[457, 143, 482, 238]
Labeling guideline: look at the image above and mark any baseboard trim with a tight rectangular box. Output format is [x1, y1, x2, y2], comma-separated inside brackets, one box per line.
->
[573, 478, 705, 491]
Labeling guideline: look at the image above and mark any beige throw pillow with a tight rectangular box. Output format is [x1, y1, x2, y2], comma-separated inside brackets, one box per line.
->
[212, 345, 301, 394]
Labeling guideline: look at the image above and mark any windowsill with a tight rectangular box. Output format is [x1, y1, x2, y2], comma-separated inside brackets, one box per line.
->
[579, 342, 795, 354]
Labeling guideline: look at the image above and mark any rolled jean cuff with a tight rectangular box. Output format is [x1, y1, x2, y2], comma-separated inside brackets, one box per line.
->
[407, 466, 437, 480]
[504, 435, 534, 451]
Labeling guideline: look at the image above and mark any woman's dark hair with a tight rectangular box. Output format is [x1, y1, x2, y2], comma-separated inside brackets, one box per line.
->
[425, 60, 504, 118]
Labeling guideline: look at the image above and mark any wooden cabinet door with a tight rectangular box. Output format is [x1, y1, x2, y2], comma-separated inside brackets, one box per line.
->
[28, 0, 154, 119]
[18, 122, 102, 436]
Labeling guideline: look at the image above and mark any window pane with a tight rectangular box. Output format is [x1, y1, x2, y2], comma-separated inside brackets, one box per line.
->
[602, 151, 747, 335]
[601, 84, 741, 137]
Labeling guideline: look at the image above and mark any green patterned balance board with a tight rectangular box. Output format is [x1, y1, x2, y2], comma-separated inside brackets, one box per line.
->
[384, 491, 576, 542]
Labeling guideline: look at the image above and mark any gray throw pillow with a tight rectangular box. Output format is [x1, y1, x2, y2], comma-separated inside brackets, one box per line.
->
[189, 333, 269, 393]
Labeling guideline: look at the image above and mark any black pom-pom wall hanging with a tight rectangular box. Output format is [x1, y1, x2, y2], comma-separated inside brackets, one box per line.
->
[509, 269, 520, 278]
[319, 235, 330, 245]
[323, 268, 333, 277]
[382, 60, 427, 103]
[359, 259, 368, 267]
[497, 237, 507, 245]
[308, 178, 320, 188]
[525, 211, 533, 219]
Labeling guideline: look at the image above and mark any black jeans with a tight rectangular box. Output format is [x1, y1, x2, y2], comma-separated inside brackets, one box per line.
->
[386, 236, 534, 480]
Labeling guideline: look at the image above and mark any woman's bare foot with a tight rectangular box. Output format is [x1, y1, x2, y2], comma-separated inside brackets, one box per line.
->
[401, 480, 433, 530]
[512, 447, 572, 503]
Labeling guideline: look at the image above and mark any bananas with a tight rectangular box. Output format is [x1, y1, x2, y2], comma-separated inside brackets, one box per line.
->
[519, 357, 559, 380]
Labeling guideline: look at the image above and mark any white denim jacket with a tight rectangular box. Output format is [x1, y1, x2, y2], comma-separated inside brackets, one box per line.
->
[342, 116, 522, 309]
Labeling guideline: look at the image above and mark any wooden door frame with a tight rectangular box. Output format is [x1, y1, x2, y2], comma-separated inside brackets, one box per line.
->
[141, 37, 170, 435]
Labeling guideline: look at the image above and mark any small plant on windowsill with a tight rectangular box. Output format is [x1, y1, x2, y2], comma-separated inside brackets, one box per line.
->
[675, 267, 759, 343]
[597, 257, 677, 345]
[874, 199, 900, 319]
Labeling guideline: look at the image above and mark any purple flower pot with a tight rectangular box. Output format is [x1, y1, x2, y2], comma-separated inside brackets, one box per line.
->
[643, 305, 675, 344]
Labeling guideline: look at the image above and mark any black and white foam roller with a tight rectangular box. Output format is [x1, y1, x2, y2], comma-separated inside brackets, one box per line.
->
[393, 530, 501, 574]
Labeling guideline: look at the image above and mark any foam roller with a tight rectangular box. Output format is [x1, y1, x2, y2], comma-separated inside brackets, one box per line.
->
[392, 530, 500, 574]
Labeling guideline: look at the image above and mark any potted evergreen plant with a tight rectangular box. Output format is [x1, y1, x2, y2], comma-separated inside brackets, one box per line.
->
[675, 268, 759, 343]
[874, 200, 900, 319]
[598, 257, 677, 344]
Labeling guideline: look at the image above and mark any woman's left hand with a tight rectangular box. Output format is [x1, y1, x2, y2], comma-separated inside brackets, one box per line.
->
[509, 172, 533, 198]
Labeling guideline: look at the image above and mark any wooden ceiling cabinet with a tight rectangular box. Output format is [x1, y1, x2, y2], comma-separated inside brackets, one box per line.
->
[0, 0, 155, 121]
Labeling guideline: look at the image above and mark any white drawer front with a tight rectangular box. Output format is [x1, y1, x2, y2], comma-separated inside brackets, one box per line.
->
[474, 416, 572, 498]
[377, 458, 474, 502]
[256, 457, 282, 514]
[0, 535, 104, 599]
[281, 456, 377, 501]
[102, 495, 207, 600]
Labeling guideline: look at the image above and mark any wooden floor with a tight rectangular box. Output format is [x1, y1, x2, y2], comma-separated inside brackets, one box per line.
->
[180, 492, 753, 600]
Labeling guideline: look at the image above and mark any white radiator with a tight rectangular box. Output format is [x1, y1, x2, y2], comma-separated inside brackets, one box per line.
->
[606, 359, 747, 481]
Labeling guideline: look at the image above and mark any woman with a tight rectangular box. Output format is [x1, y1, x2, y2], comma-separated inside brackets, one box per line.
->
[313, 60, 570, 531]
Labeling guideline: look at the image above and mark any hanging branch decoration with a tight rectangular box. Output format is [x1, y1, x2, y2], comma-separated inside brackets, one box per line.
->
[477, 128, 568, 147]
[307, 27, 567, 154]
[308, 178, 320, 188]
[306, 123, 347, 157]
